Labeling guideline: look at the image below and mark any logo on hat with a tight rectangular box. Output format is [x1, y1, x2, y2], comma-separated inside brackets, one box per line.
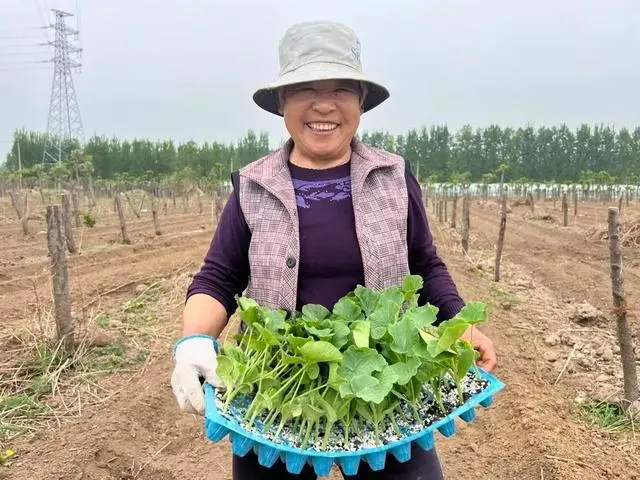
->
[350, 40, 361, 63]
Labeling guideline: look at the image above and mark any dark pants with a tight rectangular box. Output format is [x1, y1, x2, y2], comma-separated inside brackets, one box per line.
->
[232, 444, 444, 480]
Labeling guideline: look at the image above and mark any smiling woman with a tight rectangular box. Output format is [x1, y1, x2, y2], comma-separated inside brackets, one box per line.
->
[279, 80, 365, 169]
[171, 19, 497, 480]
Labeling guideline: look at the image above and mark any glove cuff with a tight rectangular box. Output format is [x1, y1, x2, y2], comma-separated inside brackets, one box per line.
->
[173, 334, 219, 361]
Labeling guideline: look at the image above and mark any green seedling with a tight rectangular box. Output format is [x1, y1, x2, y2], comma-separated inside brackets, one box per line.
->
[215, 274, 489, 448]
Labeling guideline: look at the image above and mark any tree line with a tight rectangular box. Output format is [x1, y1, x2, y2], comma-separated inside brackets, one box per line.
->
[2, 123, 640, 186]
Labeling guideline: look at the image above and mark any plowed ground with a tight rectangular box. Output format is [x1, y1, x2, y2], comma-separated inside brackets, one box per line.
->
[0, 192, 638, 480]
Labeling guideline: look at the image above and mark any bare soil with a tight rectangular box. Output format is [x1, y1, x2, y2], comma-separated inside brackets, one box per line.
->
[1, 193, 639, 480]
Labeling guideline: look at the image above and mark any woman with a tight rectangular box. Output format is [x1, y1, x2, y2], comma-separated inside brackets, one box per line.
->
[171, 20, 497, 480]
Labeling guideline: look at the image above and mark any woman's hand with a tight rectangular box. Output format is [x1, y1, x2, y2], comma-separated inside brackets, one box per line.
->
[171, 335, 221, 415]
[462, 326, 497, 372]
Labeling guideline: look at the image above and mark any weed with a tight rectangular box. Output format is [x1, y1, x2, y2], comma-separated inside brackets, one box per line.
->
[0, 448, 15, 466]
[85, 340, 147, 372]
[490, 285, 520, 310]
[122, 282, 162, 324]
[580, 399, 636, 434]
[83, 212, 96, 228]
[95, 313, 110, 328]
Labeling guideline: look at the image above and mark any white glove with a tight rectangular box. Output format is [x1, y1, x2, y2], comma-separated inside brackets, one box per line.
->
[170, 334, 221, 415]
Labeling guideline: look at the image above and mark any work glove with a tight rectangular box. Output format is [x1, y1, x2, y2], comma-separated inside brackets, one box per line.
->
[170, 334, 221, 415]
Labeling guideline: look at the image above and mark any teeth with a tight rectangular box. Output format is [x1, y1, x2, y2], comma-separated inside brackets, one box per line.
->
[307, 122, 338, 131]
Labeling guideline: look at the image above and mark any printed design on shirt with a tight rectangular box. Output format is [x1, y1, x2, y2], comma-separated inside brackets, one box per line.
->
[292, 176, 351, 209]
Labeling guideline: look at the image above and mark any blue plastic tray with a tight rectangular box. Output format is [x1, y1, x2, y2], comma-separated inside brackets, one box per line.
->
[203, 369, 505, 477]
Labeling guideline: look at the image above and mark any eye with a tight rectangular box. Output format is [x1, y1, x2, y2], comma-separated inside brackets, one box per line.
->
[290, 85, 312, 92]
[288, 87, 315, 98]
[335, 87, 357, 95]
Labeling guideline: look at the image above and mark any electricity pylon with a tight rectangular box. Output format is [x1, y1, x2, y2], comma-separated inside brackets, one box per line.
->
[42, 9, 84, 165]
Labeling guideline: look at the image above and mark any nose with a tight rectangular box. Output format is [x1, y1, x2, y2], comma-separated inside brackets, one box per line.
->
[311, 91, 337, 114]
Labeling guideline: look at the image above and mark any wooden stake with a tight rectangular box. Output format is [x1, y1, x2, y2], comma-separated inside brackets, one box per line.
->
[9, 191, 23, 220]
[137, 191, 146, 214]
[124, 192, 142, 219]
[114, 194, 130, 244]
[60, 193, 77, 254]
[87, 173, 97, 209]
[444, 195, 448, 223]
[71, 190, 81, 227]
[562, 192, 568, 227]
[450, 195, 458, 229]
[215, 195, 224, 224]
[461, 192, 470, 254]
[46, 205, 74, 353]
[20, 192, 29, 235]
[151, 196, 162, 236]
[211, 194, 216, 228]
[607, 207, 639, 409]
[494, 195, 508, 282]
[618, 195, 623, 215]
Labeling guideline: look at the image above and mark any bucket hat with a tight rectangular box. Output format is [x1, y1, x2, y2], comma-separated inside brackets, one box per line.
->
[253, 21, 390, 116]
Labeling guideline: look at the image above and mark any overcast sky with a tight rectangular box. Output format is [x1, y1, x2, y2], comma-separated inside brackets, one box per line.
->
[1, 0, 639, 163]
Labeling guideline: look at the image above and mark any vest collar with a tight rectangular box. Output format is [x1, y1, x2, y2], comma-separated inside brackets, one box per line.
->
[240, 136, 397, 189]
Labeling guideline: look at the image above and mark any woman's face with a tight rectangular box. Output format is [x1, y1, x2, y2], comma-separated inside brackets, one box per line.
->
[280, 79, 363, 163]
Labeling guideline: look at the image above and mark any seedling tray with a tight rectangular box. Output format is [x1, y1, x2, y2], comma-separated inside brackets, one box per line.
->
[203, 369, 505, 477]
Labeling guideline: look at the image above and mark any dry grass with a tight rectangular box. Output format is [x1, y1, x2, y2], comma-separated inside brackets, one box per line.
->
[616, 216, 640, 247]
[0, 276, 181, 444]
[585, 214, 640, 247]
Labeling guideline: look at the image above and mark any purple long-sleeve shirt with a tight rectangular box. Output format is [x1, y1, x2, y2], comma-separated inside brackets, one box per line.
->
[186, 160, 465, 323]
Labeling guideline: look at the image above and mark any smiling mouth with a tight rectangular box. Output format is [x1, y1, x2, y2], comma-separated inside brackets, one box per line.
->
[306, 122, 339, 132]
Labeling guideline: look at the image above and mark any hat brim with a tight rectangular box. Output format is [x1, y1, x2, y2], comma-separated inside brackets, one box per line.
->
[252, 62, 389, 116]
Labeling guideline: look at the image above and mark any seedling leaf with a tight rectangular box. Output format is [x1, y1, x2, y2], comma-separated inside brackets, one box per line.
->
[299, 341, 343, 364]
[341, 346, 387, 380]
[333, 297, 363, 322]
[388, 315, 420, 355]
[369, 302, 399, 340]
[351, 320, 370, 348]
[302, 304, 331, 322]
[354, 285, 379, 316]
[402, 275, 423, 295]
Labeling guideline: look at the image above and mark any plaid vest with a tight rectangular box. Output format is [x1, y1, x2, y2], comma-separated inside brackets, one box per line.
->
[235, 137, 409, 314]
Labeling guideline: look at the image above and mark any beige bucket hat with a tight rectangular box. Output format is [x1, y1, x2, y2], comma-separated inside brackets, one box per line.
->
[253, 21, 390, 116]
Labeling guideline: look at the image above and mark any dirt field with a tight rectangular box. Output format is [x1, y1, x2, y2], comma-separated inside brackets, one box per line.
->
[0, 191, 638, 480]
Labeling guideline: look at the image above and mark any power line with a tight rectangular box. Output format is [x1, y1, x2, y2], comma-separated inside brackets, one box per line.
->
[0, 42, 48, 49]
[0, 26, 47, 33]
[0, 35, 47, 41]
[0, 59, 50, 65]
[0, 50, 50, 57]
[0, 66, 51, 72]
[42, 8, 84, 165]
